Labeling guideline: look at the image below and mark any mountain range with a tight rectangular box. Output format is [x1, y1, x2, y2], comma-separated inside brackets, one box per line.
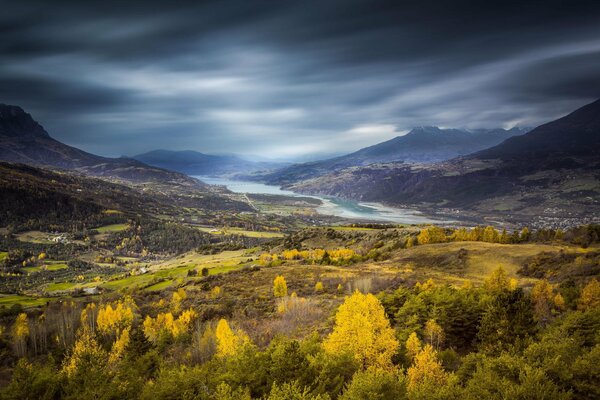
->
[287, 99, 600, 226]
[250, 126, 528, 185]
[132, 149, 284, 177]
[0, 104, 203, 187]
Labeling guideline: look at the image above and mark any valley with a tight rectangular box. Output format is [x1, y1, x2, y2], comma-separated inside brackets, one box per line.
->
[1, 89, 599, 400]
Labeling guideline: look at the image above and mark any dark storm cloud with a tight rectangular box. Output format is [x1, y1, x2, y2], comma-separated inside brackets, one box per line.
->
[1, 0, 599, 158]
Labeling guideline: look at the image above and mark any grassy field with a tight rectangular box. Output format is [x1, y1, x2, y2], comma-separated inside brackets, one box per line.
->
[46, 281, 79, 292]
[144, 280, 175, 291]
[328, 226, 379, 231]
[386, 241, 583, 287]
[0, 294, 51, 308]
[16, 231, 56, 244]
[101, 250, 251, 291]
[23, 262, 68, 273]
[197, 226, 284, 238]
[95, 223, 129, 233]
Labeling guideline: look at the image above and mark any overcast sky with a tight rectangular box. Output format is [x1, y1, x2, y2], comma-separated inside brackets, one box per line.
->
[2, 0, 600, 160]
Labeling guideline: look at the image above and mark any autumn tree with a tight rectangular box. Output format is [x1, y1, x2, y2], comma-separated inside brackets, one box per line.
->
[61, 330, 112, 398]
[273, 275, 288, 297]
[108, 328, 131, 364]
[417, 227, 447, 245]
[531, 280, 554, 324]
[483, 266, 511, 294]
[405, 332, 422, 360]
[406, 345, 448, 391]
[482, 226, 499, 243]
[171, 288, 187, 315]
[80, 303, 98, 334]
[97, 298, 135, 339]
[424, 319, 444, 350]
[143, 309, 197, 344]
[499, 228, 510, 244]
[323, 291, 399, 369]
[215, 318, 250, 357]
[11, 313, 29, 358]
[579, 279, 600, 310]
[520, 227, 531, 242]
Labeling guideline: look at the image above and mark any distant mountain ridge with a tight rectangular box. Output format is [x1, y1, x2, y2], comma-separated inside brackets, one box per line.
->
[252, 126, 528, 185]
[287, 99, 600, 225]
[0, 104, 204, 186]
[133, 149, 284, 177]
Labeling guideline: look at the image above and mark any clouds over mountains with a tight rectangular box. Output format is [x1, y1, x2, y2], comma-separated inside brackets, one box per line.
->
[1, 0, 599, 158]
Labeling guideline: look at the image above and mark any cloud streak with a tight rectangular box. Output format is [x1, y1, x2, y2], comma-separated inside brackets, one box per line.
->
[1, 0, 599, 159]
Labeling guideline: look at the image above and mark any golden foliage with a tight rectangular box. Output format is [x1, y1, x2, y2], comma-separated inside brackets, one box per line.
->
[406, 332, 422, 360]
[215, 319, 250, 357]
[97, 298, 135, 337]
[143, 308, 197, 343]
[483, 266, 511, 293]
[62, 330, 108, 378]
[323, 291, 398, 369]
[554, 293, 566, 311]
[315, 281, 324, 292]
[579, 278, 600, 310]
[415, 279, 435, 292]
[424, 319, 444, 350]
[108, 327, 130, 364]
[211, 286, 223, 298]
[12, 313, 29, 340]
[80, 303, 98, 333]
[407, 344, 448, 390]
[273, 275, 288, 298]
[171, 288, 187, 314]
[417, 226, 447, 245]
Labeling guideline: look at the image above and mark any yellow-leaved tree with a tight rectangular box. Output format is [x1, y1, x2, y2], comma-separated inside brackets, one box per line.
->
[405, 332, 422, 360]
[171, 288, 187, 314]
[407, 344, 448, 390]
[273, 275, 288, 298]
[579, 279, 600, 310]
[143, 308, 197, 343]
[11, 313, 29, 358]
[424, 319, 444, 350]
[417, 226, 447, 245]
[483, 266, 511, 294]
[215, 318, 250, 357]
[323, 291, 398, 369]
[62, 330, 108, 378]
[97, 298, 135, 338]
[108, 327, 131, 364]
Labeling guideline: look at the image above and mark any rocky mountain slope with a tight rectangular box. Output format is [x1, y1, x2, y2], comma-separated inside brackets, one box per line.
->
[289, 99, 600, 226]
[0, 104, 205, 186]
[251, 126, 526, 185]
[133, 149, 283, 177]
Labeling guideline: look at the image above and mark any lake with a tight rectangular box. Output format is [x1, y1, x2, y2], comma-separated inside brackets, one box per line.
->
[196, 176, 441, 224]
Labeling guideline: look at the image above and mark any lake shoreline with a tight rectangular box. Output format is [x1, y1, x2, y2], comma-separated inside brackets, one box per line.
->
[195, 176, 447, 225]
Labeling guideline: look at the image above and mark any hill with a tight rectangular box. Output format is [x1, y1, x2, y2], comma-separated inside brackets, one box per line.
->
[133, 149, 283, 176]
[288, 99, 600, 227]
[0, 104, 205, 186]
[252, 126, 526, 185]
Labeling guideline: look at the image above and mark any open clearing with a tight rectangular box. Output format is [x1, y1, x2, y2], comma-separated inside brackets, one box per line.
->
[386, 241, 586, 287]
[197, 226, 284, 238]
[16, 231, 57, 244]
[0, 294, 51, 308]
[23, 262, 68, 273]
[94, 223, 129, 233]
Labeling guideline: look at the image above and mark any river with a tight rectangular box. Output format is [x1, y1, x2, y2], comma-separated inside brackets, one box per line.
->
[196, 176, 441, 224]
